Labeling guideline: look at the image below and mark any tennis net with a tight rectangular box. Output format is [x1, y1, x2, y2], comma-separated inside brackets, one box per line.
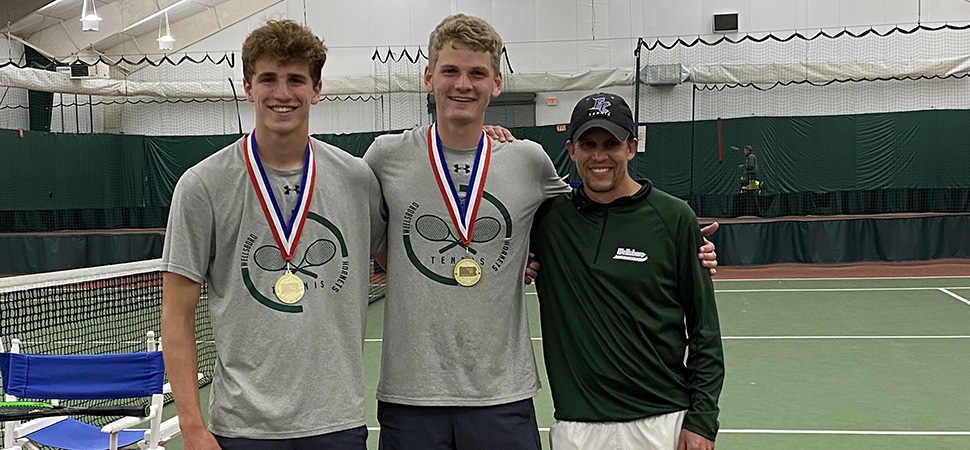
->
[0, 259, 211, 433]
[0, 258, 213, 360]
[0, 256, 386, 363]
[0, 258, 385, 432]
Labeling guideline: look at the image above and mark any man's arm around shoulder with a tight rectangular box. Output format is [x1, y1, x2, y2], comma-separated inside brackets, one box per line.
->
[679, 211, 724, 446]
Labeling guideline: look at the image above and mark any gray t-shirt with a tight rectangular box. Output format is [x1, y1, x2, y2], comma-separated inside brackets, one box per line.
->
[162, 136, 386, 438]
[364, 125, 569, 406]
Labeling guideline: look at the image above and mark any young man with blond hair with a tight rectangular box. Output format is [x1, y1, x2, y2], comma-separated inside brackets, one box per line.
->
[364, 14, 717, 450]
[365, 14, 558, 449]
[162, 20, 384, 449]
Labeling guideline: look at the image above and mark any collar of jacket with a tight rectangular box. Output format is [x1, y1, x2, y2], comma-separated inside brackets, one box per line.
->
[572, 179, 653, 210]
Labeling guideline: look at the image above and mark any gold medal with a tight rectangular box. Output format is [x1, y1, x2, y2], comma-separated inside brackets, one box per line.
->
[453, 256, 482, 287]
[275, 269, 305, 304]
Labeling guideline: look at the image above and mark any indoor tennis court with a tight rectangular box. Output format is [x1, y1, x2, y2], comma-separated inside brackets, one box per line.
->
[356, 276, 970, 450]
[111, 267, 970, 450]
[4, 1, 970, 449]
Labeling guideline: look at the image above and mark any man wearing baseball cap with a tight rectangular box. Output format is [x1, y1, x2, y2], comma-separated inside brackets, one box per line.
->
[529, 92, 725, 450]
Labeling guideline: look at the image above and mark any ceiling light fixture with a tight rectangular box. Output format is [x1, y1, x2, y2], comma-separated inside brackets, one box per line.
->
[157, 11, 175, 51]
[80, 0, 102, 32]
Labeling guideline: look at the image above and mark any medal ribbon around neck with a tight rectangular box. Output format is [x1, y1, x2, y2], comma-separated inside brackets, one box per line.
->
[427, 123, 491, 245]
[244, 131, 315, 263]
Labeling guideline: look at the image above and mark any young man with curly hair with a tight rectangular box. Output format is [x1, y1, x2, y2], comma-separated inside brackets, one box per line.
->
[162, 20, 384, 449]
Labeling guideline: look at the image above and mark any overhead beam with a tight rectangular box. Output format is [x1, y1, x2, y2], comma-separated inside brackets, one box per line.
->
[103, 0, 281, 57]
[18, 0, 162, 58]
[18, 0, 279, 61]
[0, 0, 55, 30]
[4, 32, 58, 61]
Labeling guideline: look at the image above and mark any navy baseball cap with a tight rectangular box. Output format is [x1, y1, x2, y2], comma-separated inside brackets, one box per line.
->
[567, 92, 635, 142]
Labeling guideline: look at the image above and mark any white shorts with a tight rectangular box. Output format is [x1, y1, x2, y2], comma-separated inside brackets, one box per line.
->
[549, 410, 687, 450]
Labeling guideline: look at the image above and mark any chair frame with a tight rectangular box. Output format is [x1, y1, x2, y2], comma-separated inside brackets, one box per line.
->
[1, 331, 171, 450]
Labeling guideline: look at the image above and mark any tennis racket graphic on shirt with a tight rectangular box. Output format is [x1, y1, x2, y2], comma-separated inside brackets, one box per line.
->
[414, 215, 471, 253]
[297, 240, 337, 271]
[414, 215, 502, 254]
[436, 216, 502, 253]
[0, 401, 150, 421]
[253, 239, 336, 279]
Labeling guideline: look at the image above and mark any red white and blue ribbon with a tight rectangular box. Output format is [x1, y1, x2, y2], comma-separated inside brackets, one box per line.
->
[244, 131, 315, 262]
[427, 123, 491, 245]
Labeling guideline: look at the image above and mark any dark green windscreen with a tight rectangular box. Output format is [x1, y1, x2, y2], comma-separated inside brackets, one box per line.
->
[2, 108, 969, 232]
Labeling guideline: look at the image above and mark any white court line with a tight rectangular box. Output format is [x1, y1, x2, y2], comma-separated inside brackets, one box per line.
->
[714, 287, 970, 293]
[364, 335, 970, 343]
[528, 287, 970, 295]
[719, 429, 970, 436]
[716, 276, 970, 281]
[365, 427, 969, 435]
[721, 335, 970, 340]
[940, 288, 970, 307]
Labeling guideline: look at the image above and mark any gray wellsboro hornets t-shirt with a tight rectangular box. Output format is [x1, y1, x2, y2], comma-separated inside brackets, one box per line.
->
[162, 136, 386, 438]
[364, 125, 569, 406]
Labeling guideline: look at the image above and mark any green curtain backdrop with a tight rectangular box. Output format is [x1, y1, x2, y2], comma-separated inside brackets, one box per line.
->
[0, 130, 144, 210]
[144, 135, 242, 207]
[2, 109, 970, 232]
[25, 47, 54, 133]
[639, 110, 970, 198]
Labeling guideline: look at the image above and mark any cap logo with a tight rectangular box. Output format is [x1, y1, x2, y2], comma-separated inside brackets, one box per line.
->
[589, 97, 611, 116]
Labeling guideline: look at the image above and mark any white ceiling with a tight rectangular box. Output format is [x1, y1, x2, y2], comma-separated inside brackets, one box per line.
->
[4, 0, 278, 61]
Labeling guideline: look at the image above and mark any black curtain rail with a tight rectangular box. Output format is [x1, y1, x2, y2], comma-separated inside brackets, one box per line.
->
[0, 53, 235, 70]
[637, 22, 970, 52]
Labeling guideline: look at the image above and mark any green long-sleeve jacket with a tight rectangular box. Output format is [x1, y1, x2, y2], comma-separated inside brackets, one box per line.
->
[530, 180, 724, 441]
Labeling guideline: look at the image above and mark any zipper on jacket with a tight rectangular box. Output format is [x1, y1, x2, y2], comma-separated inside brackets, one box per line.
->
[592, 208, 609, 264]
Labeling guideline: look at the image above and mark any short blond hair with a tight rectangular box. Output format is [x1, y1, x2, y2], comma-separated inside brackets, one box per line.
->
[428, 14, 503, 76]
[242, 20, 328, 86]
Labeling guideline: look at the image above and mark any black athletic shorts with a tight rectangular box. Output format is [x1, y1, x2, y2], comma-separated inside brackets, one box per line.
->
[214, 425, 367, 450]
[377, 398, 541, 450]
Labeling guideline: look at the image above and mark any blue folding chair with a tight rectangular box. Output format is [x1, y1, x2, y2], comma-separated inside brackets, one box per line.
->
[1, 332, 168, 450]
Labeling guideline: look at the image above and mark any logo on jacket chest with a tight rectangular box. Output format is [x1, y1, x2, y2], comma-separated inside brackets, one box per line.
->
[402, 186, 513, 285]
[613, 247, 648, 262]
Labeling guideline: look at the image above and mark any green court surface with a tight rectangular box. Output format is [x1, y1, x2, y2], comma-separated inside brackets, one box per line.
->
[162, 277, 970, 449]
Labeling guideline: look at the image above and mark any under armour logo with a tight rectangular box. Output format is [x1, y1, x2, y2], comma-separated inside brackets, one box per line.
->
[282, 185, 301, 195]
[589, 97, 611, 116]
[453, 164, 471, 174]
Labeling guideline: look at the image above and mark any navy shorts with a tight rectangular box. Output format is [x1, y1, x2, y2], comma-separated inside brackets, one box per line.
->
[214, 425, 367, 450]
[377, 399, 541, 450]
